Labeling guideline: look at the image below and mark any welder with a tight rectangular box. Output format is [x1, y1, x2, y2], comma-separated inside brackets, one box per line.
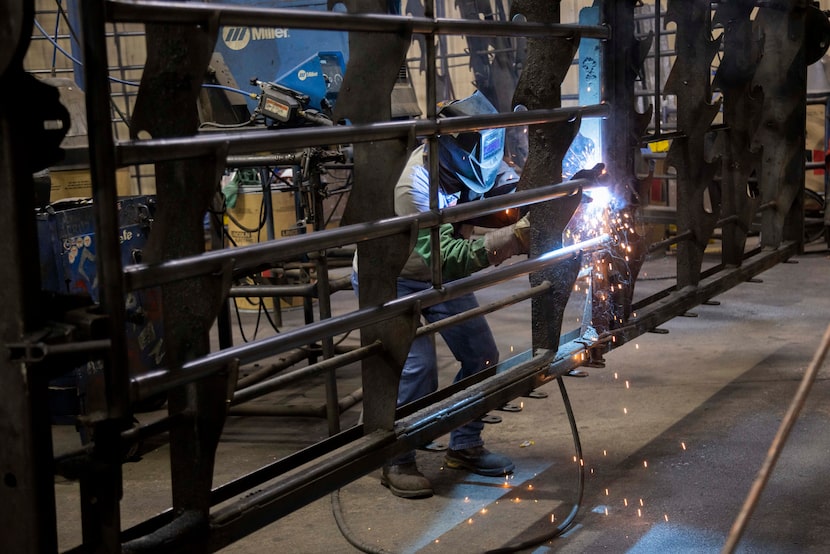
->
[354, 91, 530, 498]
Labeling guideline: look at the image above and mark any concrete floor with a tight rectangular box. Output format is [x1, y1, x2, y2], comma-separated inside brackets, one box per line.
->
[52, 239, 830, 553]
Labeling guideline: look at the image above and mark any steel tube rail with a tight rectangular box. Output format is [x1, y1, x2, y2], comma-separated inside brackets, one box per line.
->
[116, 104, 611, 166]
[416, 281, 551, 337]
[123, 180, 586, 291]
[130, 235, 609, 401]
[227, 284, 316, 298]
[646, 212, 747, 254]
[231, 342, 382, 405]
[106, 0, 611, 39]
[232, 281, 552, 406]
[647, 229, 693, 253]
[226, 153, 306, 167]
[8, 339, 111, 363]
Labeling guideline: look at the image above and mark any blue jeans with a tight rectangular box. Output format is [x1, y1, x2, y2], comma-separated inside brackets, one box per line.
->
[352, 273, 500, 464]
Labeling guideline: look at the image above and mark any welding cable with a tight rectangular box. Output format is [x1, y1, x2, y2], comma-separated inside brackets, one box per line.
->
[224, 192, 268, 234]
[721, 321, 830, 554]
[483, 375, 585, 554]
[331, 488, 394, 554]
[329, 373, 585, 554]
[32, 19, 257, 99]
[32, 19, 139, 87]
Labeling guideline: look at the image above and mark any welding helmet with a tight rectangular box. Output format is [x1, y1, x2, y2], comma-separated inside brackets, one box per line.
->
[436, 91, 506, 194]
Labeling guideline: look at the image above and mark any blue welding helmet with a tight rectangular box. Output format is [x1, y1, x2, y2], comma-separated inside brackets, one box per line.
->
[437, 91, 505, 194]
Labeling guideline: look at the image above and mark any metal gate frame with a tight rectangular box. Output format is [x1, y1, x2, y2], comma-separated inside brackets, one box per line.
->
[0, 0, 811, 551]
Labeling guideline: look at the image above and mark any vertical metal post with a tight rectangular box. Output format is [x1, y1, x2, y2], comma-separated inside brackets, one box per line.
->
[260, 167, 284, 328]
[78, 0, 131, 550]
[513, 0, 584, 351]
[0, 1, 59, 547]
[654, 0, 662, 137]
[310, 171, 340, 435]
[426, 0, 442, 290]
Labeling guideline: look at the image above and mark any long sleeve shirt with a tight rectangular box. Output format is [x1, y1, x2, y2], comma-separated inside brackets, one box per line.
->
[395, 144, 490, 282]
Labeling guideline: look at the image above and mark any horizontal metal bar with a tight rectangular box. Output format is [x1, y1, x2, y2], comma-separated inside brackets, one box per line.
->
[640, 206, 678, 225]
[228, 283, 316, 299]
[230, 286, 552, 406]
[646, 208, 767, 253]
[641, 124, 731, 144]
[8, 339, 112, 363]
[106, 0, 610, 39]
[130, 235, 608, 401]
[116, 104, 611, 166]
[226, 153, 306, 167]
[54, 412, 185, 478]
[231, 341, 382, 405]
[123, 180, 586, 291]
[416, 280, 551, 337]
[647, 229, 693, 253]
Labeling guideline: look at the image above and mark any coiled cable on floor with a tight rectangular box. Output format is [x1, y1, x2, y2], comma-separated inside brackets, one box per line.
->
[483, 375, 585, 554]
[330, 373, 586, 554]
[331, 487, 393, 554]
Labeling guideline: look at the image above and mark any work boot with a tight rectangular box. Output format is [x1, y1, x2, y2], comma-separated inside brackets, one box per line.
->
[444, 446, 515, 476]
[381, 462, 434, 499]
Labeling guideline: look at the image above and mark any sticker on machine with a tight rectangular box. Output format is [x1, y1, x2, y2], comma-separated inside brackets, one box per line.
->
[221, 26, 291, 50]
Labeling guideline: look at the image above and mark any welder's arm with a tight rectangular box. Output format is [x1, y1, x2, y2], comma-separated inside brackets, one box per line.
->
[414, 215, 530, 281]
[483, 214, 530, 266]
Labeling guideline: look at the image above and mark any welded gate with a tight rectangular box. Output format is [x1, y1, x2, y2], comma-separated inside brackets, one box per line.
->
[0, 0, 818, 552]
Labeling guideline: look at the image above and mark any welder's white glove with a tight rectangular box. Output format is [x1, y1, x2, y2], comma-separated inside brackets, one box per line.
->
[483, 214, 530, 266]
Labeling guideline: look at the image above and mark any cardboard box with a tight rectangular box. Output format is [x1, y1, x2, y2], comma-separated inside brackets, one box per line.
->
[226, 189, 310, 311]
[50, 167, 133, 201]
[226, 188, 305, 246]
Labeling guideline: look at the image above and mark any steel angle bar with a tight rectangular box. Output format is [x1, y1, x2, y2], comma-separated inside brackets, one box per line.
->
[107, 0, 610, 39]
[123, 180, 586, 291]
[115, 104, 611, 166]
[207, 348, 558, 551]
[130, 235, 609, 401]
[605, 242, 797, 346]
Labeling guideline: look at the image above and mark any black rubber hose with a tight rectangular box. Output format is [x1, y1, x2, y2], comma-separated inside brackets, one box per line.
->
[331, 487, 393, 554]
[483, 375, 585, 554]
[330, 374, 586, 553]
